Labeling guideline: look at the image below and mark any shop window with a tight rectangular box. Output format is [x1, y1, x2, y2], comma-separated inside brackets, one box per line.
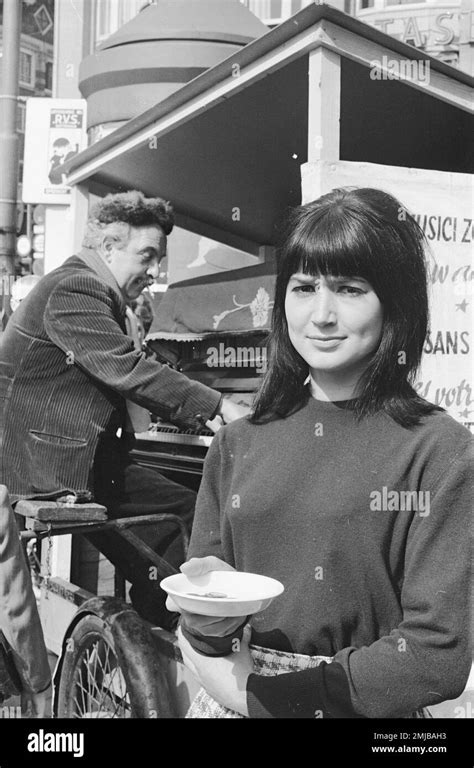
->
[438, 52, 458, 67]
[290, 1, 314, 13]
[19, 51, 35, 88]
[242, 1, 283, 23]
[96, 0, 115, 41]
[359, 0, 375, 8]
[270, 0, 282, 17]
[45, 61, 53, 92]
[17, 102, 26, 133]
[33, 4, 54, 36]
[95, 0, 149, 45]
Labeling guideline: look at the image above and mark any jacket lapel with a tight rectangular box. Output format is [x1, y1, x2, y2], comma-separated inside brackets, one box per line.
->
[76, 247, 127, 317]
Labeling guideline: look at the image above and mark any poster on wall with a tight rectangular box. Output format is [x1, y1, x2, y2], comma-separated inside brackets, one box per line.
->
[22, 98, 87, 205]
[302, 161, 473, 432]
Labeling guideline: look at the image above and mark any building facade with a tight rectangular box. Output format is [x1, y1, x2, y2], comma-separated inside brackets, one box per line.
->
[85, 0, 472, 71]
[0, 0, 55, 276]
[243, 0, 349, 25]
[0, 0, 54, 187]
[354, 0, 473, 70]
[88, 0, 347, 44]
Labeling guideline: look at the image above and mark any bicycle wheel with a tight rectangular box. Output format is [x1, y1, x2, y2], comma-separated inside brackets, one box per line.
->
[56, 614, 133, 718]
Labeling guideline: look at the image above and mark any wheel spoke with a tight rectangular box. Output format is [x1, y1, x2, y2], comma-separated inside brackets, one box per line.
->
[107, 666, 130, 718]
[74, 675, 101, 715]
[96, 642, 114, 713]
[98, 644, 121, 715]
[75, 666, 88, 716]
[65, 630, 133, 718]
[85, 646, 107, 714]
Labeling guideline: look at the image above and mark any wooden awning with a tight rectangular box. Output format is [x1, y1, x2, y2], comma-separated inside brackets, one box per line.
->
[67, 3, 473, 255]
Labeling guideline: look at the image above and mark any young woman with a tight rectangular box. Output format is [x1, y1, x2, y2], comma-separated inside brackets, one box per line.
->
[170, 187, 472, 718]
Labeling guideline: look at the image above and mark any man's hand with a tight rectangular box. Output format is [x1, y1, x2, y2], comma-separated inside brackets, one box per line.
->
[216, 398, 251, 425]
[205, 415, 224, 434]
[21, 683, 52, 718]
[165, 556, 245, 638]
[206, 398, 250, 433]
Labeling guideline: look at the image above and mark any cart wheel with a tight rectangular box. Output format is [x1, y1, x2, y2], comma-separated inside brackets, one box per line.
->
[56, 614, 133, 718]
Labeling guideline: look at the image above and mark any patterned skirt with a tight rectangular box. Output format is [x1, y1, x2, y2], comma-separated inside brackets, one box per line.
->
[185, 642, 432, 719]
[187, 643, 333, 719]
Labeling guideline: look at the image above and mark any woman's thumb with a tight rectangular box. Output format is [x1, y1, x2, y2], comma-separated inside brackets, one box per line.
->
[180, 556, 234, 576]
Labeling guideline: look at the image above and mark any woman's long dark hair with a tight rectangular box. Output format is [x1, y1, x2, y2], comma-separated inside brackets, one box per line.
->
[251, 187, 441, 428]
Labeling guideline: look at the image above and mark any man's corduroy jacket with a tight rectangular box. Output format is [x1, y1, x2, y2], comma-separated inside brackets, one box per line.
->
[0, 248, 221, 501]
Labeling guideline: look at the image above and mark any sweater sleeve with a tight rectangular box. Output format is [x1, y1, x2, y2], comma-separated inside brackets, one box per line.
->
[186, 428, 230, 563]
[44, 273, 221, 430]
[247, 438, 473, 718]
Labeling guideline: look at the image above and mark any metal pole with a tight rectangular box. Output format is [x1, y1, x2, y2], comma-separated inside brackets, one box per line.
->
[0, 0, 21, 295]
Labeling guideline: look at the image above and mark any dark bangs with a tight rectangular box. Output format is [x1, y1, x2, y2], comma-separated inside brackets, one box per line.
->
[252, 187, 441, 428]
[276, 188, 407, 305]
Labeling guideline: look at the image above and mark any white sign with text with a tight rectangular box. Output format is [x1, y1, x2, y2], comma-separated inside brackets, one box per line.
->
[22, 98, 87, 205]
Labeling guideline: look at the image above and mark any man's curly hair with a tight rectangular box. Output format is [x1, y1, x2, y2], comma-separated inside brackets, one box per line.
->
[89, 190, 174, 235]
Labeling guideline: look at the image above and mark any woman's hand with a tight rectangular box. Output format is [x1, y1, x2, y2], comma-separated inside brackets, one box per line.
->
[178, 624, 254, 716]
[166, 556, 245, 638]
[21, 683, 52, 718]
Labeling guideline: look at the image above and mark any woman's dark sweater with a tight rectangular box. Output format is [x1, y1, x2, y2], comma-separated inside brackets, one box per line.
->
[187, 397, 472, 718]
